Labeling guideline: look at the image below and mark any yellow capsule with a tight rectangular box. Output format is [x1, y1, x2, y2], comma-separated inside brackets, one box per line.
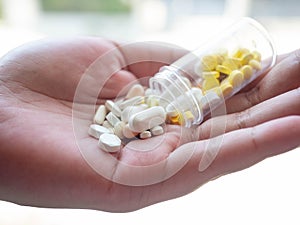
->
[240, 65, 253, 79]
[241, 53, 254, 65]
[222, 58, 241, 70]
[202, 71, 220, 79]
[249, 59, 262, 70]
[232, 47, 250, 58]
[252, 50, 261, 61]
[228, 70, 244, 88]
[202, 77, 220, 91]
[216, 65, 232, 75]
[201, 55, 218, 71]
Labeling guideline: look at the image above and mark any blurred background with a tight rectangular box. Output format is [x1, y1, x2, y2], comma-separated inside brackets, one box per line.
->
[0, 0, 299, 224]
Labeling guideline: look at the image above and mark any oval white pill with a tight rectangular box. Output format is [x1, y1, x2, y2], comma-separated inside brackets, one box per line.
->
[93, 105, 106, 125]
[121, 104, 148, 123]
[119, 96, 145, 110]
[98, 133, 121, 153]
[128, 106, 166, 133]
[125, 84, 145, 99]
[150, 125, 164, 136]
[88, 124, 111, 139]
[105, 100, 122, 117]
[139, 131, 152, 139]
[123, 124, 138, 139]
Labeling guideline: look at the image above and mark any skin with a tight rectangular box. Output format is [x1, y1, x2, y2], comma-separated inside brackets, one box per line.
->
[0, 37, 299, 212]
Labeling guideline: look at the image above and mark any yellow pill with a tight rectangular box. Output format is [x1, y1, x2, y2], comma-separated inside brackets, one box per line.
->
[249, 59, 262, 70]
[252, 50, 261, 61]
[240, 65, 253, 79]
[222, 58, 241, 70]
[216, 65, 231, 75]
[228, 70, 244, 88]
[169, 113, 184, 125]
[202, 71, 220, 79]
[184, 111, 194, 123]
[241, 53, 254, 65]
[202, 77, 220, 91]
[232, 47, 250, 58]
[220, 82, 233, 97]
[201, 55, 218, 71]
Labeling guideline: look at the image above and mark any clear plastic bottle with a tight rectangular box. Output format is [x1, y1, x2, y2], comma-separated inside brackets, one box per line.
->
[149, 17, 276, 127]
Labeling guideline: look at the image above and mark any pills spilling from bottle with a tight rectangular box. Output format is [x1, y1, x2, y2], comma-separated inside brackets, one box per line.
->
[88, 47, 262, 153]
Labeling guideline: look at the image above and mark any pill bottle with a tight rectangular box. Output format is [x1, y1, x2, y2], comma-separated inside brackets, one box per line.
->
[149, 17, 276, 127]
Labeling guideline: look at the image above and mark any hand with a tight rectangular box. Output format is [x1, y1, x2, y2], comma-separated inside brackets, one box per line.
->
[0, 37, 299, 212]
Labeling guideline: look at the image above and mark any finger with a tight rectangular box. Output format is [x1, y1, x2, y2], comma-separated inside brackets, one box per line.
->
[151, 116, 300, 206]
[113, 41, 188, 78]
[226, 49, 300, 113]
[199, 87, 300, 140]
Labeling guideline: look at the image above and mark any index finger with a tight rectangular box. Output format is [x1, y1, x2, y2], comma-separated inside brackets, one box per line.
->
[114, 41, 188, 78]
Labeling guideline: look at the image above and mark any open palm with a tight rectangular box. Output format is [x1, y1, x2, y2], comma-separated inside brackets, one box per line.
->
[0, 37, 299, 212]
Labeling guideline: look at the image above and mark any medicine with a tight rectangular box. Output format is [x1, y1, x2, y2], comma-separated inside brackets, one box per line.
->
[105, 100, 122, 117]
[139, 131, 152, 139]
[150, 126, 164, 136]
[93, 105, 106, 125]
[98, 133, 121, 153]
[121, 104, 148, 123]
[114, 121, 125, 139]
[106, 112, 121, 127]
[88, 124, 111, 139]
[128, 106, 166, 133]
[123, 124, 138, 139]
[125, 84, 145, 99]
[119, 96, 145, 110]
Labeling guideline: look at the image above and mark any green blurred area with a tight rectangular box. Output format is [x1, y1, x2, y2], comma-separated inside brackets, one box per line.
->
[41, 0, 131, 13]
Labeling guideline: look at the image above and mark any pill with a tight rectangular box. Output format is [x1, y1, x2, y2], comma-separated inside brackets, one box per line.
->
[114, 121, 126, 139]
[146, 95, 159, 107]
[121, 104, 148, 123]
[202, 77, 220, 91]
[88, 124, 111, 139]
[119, 96, 145, 110]
[201, 55, 218, 71]
[232, 47, 250, 58]
[98, 133, 121, 153]
[106, 112, 121, 127]
[144, 88, 153, 96]
[227, 70, 244, 88]
[169, 113, 184, 125]
[105, 100, 122, 117]
[184, 111, 194, 125]
[222, 58, 240, 70]
[128, 106, 166, 133]
[241, 53, 254, 65]
[123, 124, 138, 139]
[103, 120, 114, 130]
[125, 84, 145, 99]
[240, 65, 253, 79]
[139, 131, 152, 139]
[150, 125, 164, 136]
[93, 105, 106, 125]
[114, 123, 125, 140]
[216, 65, 231, 75]
[202, 71, 220, 79]
[252, 50, 261, 61]
[220, 82, 233, 97]
[249, 59, 261, 70]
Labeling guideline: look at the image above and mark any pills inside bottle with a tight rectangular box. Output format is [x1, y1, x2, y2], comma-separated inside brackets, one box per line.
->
[88, 17, 276, 153]
[149, 17, 276, 127]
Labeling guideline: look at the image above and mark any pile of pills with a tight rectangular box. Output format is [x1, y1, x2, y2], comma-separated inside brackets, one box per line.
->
[88, 47, 262, 153]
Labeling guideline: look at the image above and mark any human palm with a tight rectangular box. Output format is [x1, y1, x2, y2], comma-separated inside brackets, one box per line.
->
[0, 37, 299, 212]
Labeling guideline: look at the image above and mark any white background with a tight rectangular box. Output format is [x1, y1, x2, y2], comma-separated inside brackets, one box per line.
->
[0, 0, 299, 224]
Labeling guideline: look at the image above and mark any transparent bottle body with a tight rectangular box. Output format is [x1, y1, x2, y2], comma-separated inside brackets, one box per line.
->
[149, 17, 276, 127]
